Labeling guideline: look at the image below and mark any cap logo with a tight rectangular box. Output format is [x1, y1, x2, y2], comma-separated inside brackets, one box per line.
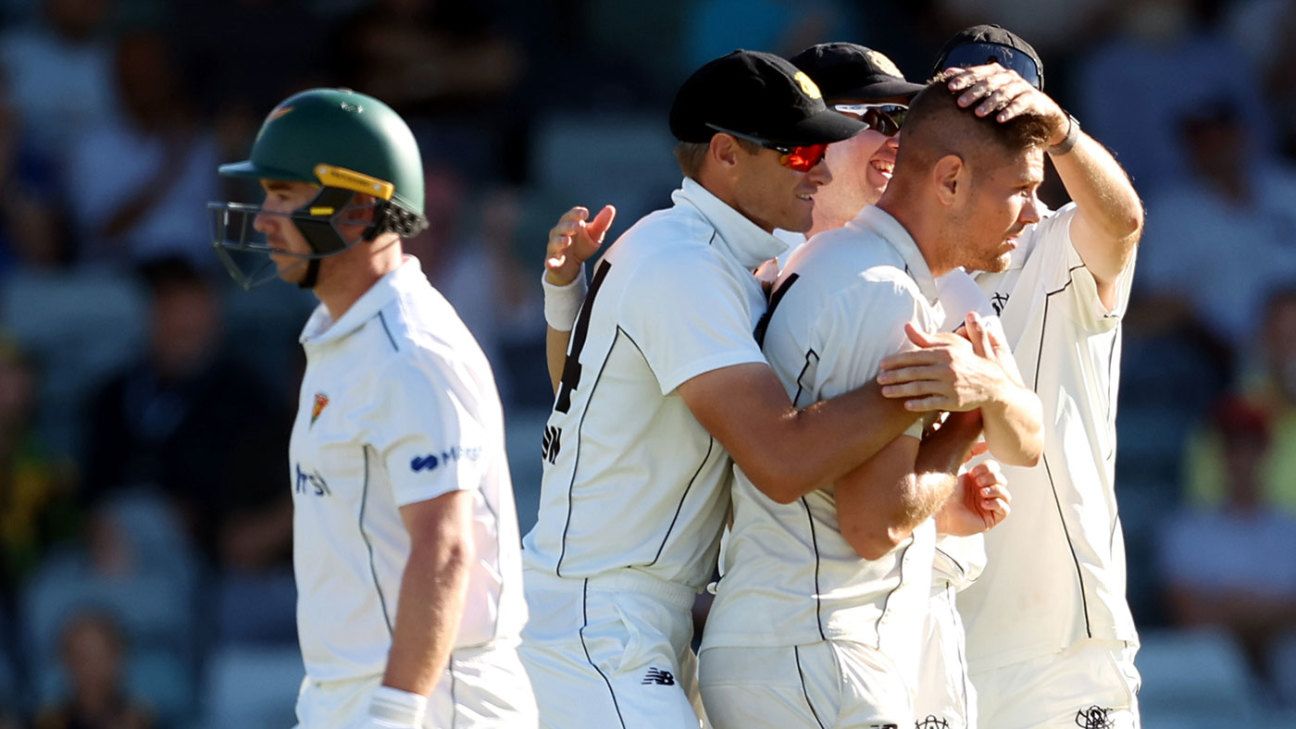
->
[865, 50, 903, 78]
[793, 71, 822, 100]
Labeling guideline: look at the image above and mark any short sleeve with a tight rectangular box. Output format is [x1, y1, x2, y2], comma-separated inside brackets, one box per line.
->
[1020, 203, 1136, 333]
[369, 356, 487, 507]
[619, 252, 766, 395]
[814, 274, 935, 401]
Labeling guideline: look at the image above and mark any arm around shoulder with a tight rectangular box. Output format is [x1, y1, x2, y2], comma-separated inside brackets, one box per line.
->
[678, 363, 916, 504]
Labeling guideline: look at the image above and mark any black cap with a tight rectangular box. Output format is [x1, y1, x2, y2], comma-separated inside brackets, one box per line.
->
[670, 49, 865, 147]
[933, 24, 1044, 91]
[790, 43, 925, 101]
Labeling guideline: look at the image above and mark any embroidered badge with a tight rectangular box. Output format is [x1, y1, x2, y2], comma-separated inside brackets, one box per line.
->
[311, 393, 329, 426]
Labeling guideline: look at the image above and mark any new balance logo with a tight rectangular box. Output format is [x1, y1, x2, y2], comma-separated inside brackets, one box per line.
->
[915, 716, 950, 729]
[641, 667, 675, 686]
[1075, 706, 1114, 729]
[541, 425, 561, 465]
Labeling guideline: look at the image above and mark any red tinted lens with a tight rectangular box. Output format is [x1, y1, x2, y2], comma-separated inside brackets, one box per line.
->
[779, 143, 828, 172]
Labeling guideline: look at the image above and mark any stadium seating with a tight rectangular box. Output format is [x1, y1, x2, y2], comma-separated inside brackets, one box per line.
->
[22, 493, 200, 724]
[1136, 628, 1263, 726]
[200, 644, 303, 729]
[529, 111, 681, 229]
[0, 269, 146, 458]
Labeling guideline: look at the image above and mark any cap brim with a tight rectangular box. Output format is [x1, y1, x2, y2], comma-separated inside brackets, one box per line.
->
[830, 79, 926, 101]
[217, 160, 314, 183]
[779, 108, 867, 146]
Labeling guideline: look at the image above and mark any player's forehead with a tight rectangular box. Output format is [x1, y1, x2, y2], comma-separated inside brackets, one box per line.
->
[984, 147, 1044, 186]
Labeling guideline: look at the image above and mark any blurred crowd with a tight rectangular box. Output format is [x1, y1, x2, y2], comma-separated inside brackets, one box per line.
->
[0, 0, 1295, 725]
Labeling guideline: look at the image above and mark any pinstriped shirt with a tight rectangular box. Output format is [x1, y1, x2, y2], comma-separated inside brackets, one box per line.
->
[291, 257, 526, 682]
[522, 178, 784, 590]
[702, 206, 939, 690]
[961, 204, 1140, 670]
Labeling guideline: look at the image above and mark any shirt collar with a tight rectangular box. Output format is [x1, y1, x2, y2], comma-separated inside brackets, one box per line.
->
[300, 256, 423, 346]
[672, 177, 790, 270]
[853, 206, 939, 305]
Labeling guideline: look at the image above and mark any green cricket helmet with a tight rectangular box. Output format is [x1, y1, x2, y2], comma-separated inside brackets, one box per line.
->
[209, 87, 429, 289]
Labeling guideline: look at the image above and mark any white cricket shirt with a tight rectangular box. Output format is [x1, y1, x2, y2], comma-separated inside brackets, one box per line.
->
[930, 270, 997, 594]
[701, 206, 938, 686]
[290, 257, 526, 682]
[960, 203, 1139, 670]
[522, 177, 783, 589]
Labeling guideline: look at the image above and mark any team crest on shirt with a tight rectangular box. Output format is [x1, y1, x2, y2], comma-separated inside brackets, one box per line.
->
[915, 716, 950, 729]
[1074, 706, 1114, 729]
[311, 392, 329, 426]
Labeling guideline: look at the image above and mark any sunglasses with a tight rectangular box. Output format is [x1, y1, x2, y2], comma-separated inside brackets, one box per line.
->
[936, 42, 1043, 90]
[831, 103, 908, 136]
[707, 125, 829, 172]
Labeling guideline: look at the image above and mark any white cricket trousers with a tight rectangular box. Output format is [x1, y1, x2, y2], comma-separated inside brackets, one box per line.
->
[913, 582, 976, 729]
[293, 641, 538, 728]
[699, 640, 911, 729]
[970, 639, 1141, 729]
[519, 568, 707, 729]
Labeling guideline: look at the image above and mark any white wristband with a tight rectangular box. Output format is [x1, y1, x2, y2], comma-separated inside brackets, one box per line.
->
[542, 267, 588, 332]
[369, 685, 427, 728]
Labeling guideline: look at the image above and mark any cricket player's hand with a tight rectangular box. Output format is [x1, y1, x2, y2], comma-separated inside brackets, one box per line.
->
[942, 62, 1069, 145]
[961, 311, 1027, 388]
[545, 204, 615, 286]
[876, 320, 1013, 412]
[936, 459, 1011, 536]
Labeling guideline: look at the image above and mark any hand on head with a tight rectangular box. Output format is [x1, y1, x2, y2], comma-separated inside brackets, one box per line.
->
[941, 63, 1068, 144]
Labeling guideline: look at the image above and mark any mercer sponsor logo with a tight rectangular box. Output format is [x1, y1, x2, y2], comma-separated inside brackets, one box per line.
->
[295, 463, 331, 496]
[410, 446, 481, 473]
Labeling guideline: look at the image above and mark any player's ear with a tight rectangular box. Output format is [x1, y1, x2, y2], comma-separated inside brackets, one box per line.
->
[709, 133, 744, 169]
[932, 154, 965, 206]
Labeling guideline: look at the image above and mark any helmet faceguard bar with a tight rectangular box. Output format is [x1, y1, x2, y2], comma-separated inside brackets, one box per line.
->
[207, 193, 375, 290]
